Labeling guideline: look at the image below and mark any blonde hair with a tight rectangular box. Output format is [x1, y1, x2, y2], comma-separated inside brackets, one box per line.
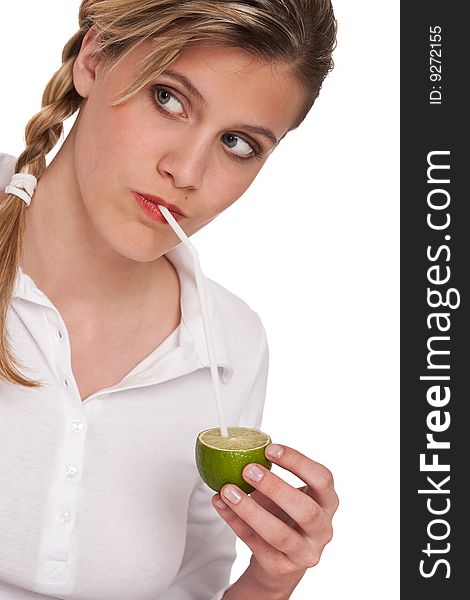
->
[0, 0, 337, 387]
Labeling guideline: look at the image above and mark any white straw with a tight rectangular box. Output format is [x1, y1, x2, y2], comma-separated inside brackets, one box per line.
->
[157, 205, 229, 438]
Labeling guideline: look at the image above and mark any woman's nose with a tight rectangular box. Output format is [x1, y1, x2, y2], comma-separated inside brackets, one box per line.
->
[157, 134, 211, 190]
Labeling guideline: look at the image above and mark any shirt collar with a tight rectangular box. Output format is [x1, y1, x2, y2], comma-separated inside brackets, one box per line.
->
[12, 243, 234, 384]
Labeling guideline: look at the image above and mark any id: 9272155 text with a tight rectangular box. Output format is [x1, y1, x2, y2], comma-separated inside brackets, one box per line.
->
[429, 26, 442, 105]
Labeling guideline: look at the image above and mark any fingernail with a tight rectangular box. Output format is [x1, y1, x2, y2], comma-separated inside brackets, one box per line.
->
[222, 485, 242, 505]
[244, 464, 264, 482]
[214, 496, 228, 511]
[266, 444, 284, 459]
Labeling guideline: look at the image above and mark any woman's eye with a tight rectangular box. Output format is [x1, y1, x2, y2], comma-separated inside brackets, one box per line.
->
[222, 133, 258, 159]
[154, 87, 185, 115]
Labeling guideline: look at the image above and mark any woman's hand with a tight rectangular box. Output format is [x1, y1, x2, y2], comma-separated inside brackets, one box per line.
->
[212, 444, 339, 599]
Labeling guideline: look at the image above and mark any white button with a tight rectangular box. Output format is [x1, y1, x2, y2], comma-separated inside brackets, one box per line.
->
[71, 419, 84, 433]
[59, 512, 72, 525]
[64, 378, 69, 388]
[65, 465, 78, 479]
[58, 330, 63, 340]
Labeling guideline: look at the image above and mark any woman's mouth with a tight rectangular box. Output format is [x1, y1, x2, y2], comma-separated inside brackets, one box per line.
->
[132, 191, 186, 224]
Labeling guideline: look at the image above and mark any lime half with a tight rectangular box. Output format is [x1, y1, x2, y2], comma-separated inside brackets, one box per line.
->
[195, 426, 272, 493]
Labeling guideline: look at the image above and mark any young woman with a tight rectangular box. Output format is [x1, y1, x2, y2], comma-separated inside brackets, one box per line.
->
[0, 1, 338, 599]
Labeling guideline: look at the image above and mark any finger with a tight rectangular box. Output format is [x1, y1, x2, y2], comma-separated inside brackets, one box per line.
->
[243, 463, 324, 534]
[250, 489, 296, 526]
[211, 494, 282, 563]
[265, 444, 339, 516]
[219, 483, 304, 556]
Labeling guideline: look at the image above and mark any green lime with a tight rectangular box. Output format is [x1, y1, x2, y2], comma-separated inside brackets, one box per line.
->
[195, 426, 272, 493]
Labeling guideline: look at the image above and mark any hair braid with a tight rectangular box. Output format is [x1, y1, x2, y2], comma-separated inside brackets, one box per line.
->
[0, 29, 86, 387]
[17, 30, 86, 175]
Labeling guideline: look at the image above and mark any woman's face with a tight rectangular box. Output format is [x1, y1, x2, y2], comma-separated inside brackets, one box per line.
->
[72, 29, 306, 260]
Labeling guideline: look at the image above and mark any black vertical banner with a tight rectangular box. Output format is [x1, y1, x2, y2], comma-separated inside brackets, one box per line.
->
[401, 3, 469, 598]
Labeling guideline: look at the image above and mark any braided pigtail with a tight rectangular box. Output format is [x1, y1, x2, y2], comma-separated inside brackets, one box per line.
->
[0, 29, 86, 387]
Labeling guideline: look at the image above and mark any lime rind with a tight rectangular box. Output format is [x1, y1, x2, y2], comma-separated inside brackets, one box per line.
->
[198, 426, 270, 451]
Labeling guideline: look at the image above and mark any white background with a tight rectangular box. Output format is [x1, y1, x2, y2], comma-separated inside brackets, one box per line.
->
[0, 1, 399, 598]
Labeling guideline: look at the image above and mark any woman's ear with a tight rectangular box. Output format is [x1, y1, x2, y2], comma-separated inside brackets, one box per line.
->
[73, 26, 105, 99]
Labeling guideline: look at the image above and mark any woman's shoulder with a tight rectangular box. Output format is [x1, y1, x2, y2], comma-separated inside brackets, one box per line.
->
[0, 152, 17, 193]
[0, 153, 20, 209]
[206, 276, 267, 346]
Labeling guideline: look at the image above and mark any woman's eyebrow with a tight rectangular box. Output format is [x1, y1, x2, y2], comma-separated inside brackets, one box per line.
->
[230, 124, 279, 147]
[160, 69, 208, 107]
[160, 68, 279, 148]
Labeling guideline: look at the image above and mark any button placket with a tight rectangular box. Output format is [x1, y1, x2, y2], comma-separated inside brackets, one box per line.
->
[34, 310, 89, 589]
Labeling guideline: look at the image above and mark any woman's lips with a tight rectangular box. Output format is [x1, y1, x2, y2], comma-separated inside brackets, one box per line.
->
[132, 191, 186, 224]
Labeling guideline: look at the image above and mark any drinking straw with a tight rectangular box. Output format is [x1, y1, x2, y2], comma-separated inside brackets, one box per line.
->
[157, 205, 229, 438]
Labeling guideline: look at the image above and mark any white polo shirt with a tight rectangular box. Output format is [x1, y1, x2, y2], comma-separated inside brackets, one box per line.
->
[0, 153, 269, 600]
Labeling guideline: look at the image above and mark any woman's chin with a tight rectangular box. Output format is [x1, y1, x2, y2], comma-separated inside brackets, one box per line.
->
[100, 223, 171, 264]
